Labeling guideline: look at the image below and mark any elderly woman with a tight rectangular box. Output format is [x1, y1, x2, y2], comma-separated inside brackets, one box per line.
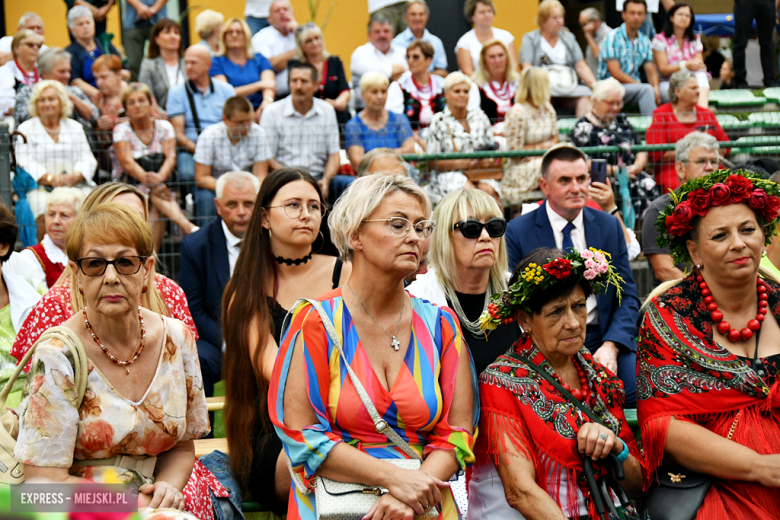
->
[638, 171, 780, 518]
[469, 247, 644, 519]
[652, 2, 709, 107]
[15, 80, 96, 220]
[500, 66, 558, 205]
[195, 9, 225, 56]
[289, 23, 350, 127]
[467, 39, 518, 126]
[386, 40, 445, 130]
[65, 6, 123, 99]
[346, 71, 417, 171]
[269, 174, 477, 520]
[456, 0, 516, 76]
[13, 204, 211, 516]
[14, 47, 99, 128]
[647, 69, 729, 192]
[519, 0, 595, 117]
[11, 183, 199, 369]
[138, 19, 185, 110]
[0, 29, 43, 117]
[357, 147, 408, 176]
[211, 18, 276, 118]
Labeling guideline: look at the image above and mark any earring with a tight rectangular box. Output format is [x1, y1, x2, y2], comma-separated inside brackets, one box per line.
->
[142, 286, 148, 294]
[697, 264, 702, 271]
[312, 231, 325, 254]
[269, 228, 273, 239]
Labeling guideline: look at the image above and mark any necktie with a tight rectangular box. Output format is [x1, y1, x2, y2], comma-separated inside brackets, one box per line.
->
[562, 221, 574, 251]
[236, 241, 243, 250]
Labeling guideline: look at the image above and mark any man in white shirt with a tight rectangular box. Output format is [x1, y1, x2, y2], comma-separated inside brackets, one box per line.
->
[0, 12, 48, 66]
[350, 13, 408, 109]
[368, 0, 407, 36]
[392, 0, 447, 77]
[251, 0, 298, 98]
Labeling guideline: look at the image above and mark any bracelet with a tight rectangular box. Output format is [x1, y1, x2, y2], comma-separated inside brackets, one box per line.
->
[616, 438, 630, 463]
[609, 206, 620, 215]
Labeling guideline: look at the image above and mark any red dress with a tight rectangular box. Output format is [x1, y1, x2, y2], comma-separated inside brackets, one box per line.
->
[646, 103, 730, 192]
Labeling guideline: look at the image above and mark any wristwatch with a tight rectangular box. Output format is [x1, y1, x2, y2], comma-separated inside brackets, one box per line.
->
[44, 173, 54, 185]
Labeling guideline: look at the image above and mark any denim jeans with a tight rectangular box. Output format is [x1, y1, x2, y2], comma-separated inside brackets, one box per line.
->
[195, 187, 218, 223]
[199, 450, 245, 520]
[328, 175, 356, 204]
[245, 16, 269, 35]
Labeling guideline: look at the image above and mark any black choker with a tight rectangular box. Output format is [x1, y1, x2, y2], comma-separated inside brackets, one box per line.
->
[275, 252, 313, 266]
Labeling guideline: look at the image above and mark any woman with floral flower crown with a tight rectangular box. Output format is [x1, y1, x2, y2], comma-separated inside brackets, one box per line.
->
[469, 246, 644, 520]
[638, 170, 780, 519]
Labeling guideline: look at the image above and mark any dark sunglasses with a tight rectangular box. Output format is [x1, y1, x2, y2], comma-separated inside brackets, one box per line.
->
[453, 218, 506, 239]
[76, 256, 147, 276]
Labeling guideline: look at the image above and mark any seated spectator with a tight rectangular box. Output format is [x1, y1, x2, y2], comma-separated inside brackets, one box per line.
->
[0, 13, 47, 66]
[195, 9, 224, 57]
[168, 46, 236, 192]
[392, 0, 448, 77]
[14, 48, 99, 128]
[112, 82, 198, 247]
[211, 18, 276, 118]
[138, 19, 185, 110]
[368, 0, 408, 35]
[597, 0, 660, 116]
[194, 96, 270, 219]
[65, 6, 123, 99]
[346, 72, 416, 171]
[180, 170, 260, 397]
[15, 80, 97, 220]
[288, 23, 350, 128]
[260, 63, 345, 200]
[500, 67, 558, 205]
[350, 14, 408, 110]
[647, 69, 729, 192]
[0, 30, 44, 118]
[5, 187, 84, 290]
[386, 40, 444, 130]
[505, 144, 641, 407]
[652, 2, 709, 107]
[63, 0, 114, 37]
[642, 131, 720, 284]
[456, 0, 516, 76]
[580, 7, 611, 76]
[720, 60, 735, 89]
[357, 147, 407, 176]
[520, 0, 595, 117]
[251, 0, 298, 99]
[468, 39, 518, 125]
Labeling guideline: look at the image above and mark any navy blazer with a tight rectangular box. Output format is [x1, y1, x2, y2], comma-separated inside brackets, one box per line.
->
[505, 201, 641, 352]
[178, 218, 230, 349]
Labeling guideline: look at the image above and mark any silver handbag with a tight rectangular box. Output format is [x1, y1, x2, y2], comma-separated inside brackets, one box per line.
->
[283, 299, 439, 520]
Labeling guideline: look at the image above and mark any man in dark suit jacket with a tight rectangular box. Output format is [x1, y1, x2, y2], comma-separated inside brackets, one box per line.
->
[179, 171, 260, 397]
[505, 144, 641, 406]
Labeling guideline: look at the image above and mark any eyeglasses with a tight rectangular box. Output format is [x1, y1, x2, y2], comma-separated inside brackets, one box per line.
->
[682, 157, 720, 166]
[225, 29, 244, 36]
[453, 218, 506, 239]
[23, 42, 43, 49]
[268, 201, 327, 219]
[296, 22, 318, 35]
[76, 256, 147, 277]
[364, 217, 436, 238]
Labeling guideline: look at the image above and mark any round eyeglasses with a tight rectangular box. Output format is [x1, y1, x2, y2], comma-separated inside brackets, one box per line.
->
[268, 201, 327, 219]
[76, 256, 147, 277]
[364, 217, 436, 239]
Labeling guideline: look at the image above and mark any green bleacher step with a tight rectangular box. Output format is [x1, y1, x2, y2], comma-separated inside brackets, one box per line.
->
[708, 89, 767, 107]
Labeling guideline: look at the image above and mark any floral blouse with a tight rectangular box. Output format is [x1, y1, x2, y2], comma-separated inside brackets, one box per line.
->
[571, 113, 640, 167]
[651, 33, 705, 80]
[14, 316, 209, 486]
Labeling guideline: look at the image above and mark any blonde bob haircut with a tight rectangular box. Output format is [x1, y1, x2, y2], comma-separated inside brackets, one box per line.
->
[515, 66, 551, 107]
[195, 9, 225, 40]
[329, 174, 430, 261]
[219, 18, 254, 58]
[591, 77, 625, 102]
[444, 71, 472, 91]
[359, 71, 389, 92]
[429, 189, 507, 302]
[473, 39, 518, 86]
[66, 204, 154, 264]
[294, 23, 329, 61]
[29, 80, 73, 119]
[537, 0, 565, 26]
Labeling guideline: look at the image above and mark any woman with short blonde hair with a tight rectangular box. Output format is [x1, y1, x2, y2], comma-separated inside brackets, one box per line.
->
[195, 9, 224, 55]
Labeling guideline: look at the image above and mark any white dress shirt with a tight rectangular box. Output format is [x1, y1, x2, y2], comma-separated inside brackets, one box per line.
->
[545, 203, 599, 326]
[350, 42, 408, 109]
[221, 220, 243, 277]
[5, 234, 67, 291]
[251, 25, 296, 96]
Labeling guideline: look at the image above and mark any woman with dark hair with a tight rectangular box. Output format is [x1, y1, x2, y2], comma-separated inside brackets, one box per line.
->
[138, 18, 185, 109]
[386, 40, 445, 130]
[222, 168, 351, 515]
[652, 2, 709, 107]
[469, 246, 643, 519]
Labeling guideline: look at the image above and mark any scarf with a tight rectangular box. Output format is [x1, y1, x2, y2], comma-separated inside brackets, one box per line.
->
[475, 336, 641, 518]
[482, 80, 516, 119]
[637, 274, 780, 519]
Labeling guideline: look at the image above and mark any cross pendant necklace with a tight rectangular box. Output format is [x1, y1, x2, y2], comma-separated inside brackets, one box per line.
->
[391, 337, 401, 351]
[346, 283, 405, 351]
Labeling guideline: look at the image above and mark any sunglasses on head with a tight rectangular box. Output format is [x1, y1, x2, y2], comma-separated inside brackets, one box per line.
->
[453, 218, 506, 239]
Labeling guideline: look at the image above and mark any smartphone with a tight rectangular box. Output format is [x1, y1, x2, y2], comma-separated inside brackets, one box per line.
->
[591, 159, 608, 185]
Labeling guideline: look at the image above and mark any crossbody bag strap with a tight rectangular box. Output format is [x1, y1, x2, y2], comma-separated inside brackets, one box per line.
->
[293, 298, 422, 461]
[506, 351, 605, 427]
[185, 84, 202, 136]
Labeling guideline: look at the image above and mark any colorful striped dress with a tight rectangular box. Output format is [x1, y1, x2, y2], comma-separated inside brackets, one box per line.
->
[268, 289, 479, 520]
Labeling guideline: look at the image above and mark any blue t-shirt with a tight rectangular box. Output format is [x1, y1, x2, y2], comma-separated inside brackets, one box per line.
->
[345, 111, 413, 152]
[209, 54, 273, 108]
[167, 80, 236, 143]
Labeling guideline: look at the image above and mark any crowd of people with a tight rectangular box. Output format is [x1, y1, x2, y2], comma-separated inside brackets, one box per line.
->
[1, 1, 780, 520]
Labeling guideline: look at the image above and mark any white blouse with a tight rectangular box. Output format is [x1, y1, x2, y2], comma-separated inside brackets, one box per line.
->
[14, 117, 97, 184]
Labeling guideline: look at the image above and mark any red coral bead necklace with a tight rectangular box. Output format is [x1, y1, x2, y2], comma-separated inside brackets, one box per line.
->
[559, 358, 590, 401]
[698, 274, 767, 342]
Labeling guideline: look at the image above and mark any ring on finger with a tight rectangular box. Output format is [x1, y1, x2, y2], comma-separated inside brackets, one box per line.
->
[599, 433, 608, 441]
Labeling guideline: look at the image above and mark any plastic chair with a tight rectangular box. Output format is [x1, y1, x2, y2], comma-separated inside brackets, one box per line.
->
[747, 111, 780, 127]
[627, 116, 652, 133]
[763, 87, 780, 104]
[708, 89, 767, 107]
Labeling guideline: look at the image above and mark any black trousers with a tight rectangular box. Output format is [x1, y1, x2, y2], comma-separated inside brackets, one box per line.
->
[733, 0, 776, 87]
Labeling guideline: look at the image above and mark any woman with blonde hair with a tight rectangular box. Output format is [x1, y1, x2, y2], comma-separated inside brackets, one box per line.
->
[0, 29, 43, 116]
[11, 182, 198, 369]
[195, 9, 225, 56]
[500, 66, 559, 204]
[469, 39, 519, 124]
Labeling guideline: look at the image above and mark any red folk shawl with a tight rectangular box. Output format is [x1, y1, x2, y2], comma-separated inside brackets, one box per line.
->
[475, 336, 642, 518]
[637, 274, 780, 519]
